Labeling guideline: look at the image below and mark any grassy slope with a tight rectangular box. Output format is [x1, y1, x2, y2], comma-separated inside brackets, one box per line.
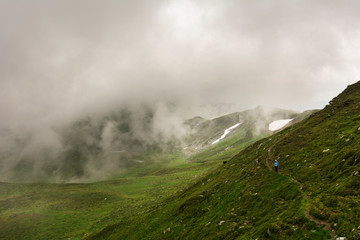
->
[188, 109, 319, 164]
[89, 82, 360, 239]
[188, 125, 267, 163]
[2, 82, 359, 240]
[0, 154, 220, 240]
[184, 107, 300, 150]
[88, 141, 326, 240]
[0, 113, 266, 240]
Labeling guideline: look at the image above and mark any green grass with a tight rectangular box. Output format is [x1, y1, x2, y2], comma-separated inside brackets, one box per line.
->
[0, 138, 256, 240]
[0, 154, 220, 240]
[88, 141, 329, 239]
[2, 82, 360, 239]
[189, 128, 267, 163]
[87, 82, 360, 239]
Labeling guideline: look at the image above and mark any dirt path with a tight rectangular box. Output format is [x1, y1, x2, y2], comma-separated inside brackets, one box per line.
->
[265, 148, 335, 239]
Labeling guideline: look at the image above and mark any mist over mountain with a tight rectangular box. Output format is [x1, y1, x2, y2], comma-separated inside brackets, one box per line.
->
[0, 2, 359, 181]
[84, 82, 360, 240]
[185, 106, 300, 148]
[2, 1, 360, 239]
[1, 1, 359, 183]
[0, 103, 314, 182]
[0, 103, 190, 182]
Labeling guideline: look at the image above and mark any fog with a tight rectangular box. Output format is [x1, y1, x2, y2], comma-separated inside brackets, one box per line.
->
[1, 0, 360, 181]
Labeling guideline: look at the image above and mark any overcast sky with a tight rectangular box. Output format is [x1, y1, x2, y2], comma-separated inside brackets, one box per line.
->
[1, 0, 360, 129]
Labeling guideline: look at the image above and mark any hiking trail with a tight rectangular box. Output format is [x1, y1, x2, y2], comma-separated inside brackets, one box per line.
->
[265, 148, 335, 239]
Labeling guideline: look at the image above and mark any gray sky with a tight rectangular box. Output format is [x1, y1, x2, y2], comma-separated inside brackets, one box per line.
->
[1, 0, 360, 129]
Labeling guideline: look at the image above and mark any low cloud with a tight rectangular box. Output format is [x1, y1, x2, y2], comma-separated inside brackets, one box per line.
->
[0, 0, 359, 181]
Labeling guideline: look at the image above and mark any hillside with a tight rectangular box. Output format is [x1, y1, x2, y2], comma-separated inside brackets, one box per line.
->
[88, 82, 360, 239]
[0, 153, 223, 240]
[0, 105, 319, 240]
[184, 107, 316, 165]
[184, 107, 300, 150]
[0, 104, 308, 182]
[184, 106, 316, 153]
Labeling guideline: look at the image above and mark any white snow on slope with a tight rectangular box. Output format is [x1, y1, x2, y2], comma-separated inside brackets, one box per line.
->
[269, 119, 293, 131]
[212, 123, 242, 145]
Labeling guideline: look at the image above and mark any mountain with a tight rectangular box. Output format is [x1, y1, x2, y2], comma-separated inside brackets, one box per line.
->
[184, 107, 316, 165]
[0, 102, 312, 182]
[1, 83, 358, 240]
[184, 107, 315, 150]
[0, 106, 186, 182]
[88, 82, 360, 239]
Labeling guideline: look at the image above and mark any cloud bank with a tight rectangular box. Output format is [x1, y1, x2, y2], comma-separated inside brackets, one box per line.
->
[0, 0, 360, 181]
[1, 0, 360, 129]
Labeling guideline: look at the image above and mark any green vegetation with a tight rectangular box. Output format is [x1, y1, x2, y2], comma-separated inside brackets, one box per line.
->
[188, 127, 266, 163]
[1, 82, 360, 239]
[184, 106, 301, 150]
[87, 141, 330, 239]
[88, 82, 360, 239]
[0, 155, 220, 240]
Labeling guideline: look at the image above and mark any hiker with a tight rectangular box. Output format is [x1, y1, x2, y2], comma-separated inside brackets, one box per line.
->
[274, 160, 279, 172]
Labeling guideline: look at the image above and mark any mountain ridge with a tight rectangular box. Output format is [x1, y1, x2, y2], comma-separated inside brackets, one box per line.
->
[88, 81, 360, 239]
[0, 105, 311, 182]
[1, 83, 358, 239]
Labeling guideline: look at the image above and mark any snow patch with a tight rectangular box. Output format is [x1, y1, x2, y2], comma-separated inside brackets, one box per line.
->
[212, 123, 242, 145]
[269, 119, 293, 131]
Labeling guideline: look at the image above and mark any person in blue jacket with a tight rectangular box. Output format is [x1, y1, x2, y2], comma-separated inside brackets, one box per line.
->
[274, 160, 279, 172]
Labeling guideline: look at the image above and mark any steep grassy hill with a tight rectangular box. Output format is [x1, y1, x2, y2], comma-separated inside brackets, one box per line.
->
[89, 82, 360, 239]
[0, 106, 310, 239]
[186, 109, 317, 165]
[184, 107, 317, 173]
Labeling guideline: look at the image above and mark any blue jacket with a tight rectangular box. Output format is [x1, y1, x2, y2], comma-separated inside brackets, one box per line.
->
[274, 160, 279, 167]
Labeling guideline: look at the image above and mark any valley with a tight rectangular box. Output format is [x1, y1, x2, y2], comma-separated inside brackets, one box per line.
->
[1, 83, 360, 239]
[2, 1, 360, 239]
